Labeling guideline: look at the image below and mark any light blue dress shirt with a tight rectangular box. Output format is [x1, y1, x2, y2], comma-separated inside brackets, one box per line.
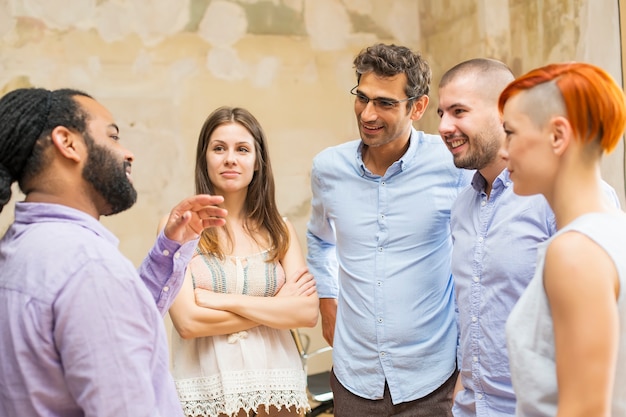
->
[0, 202, 197, 417]
[451, 169, 556, 417]
[307, 129, 471, 404]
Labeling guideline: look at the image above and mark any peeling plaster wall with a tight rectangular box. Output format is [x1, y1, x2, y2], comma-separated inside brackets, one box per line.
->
[418, 0, 624, 206]
[1, 0, 624, 369]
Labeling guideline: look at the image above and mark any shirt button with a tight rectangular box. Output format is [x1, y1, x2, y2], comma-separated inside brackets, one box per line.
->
[477, 393, 484, 400]
[506, 181, 511, 187]
[481, 200, 486, 207]
[174, 252, 181, 259]
[162, 249, 170, 256]
[472, 316, 477, 322]
[378, 317, 383, 323]
[473, 276, 479, 283]
[378, 247, 383, 252]
[380, 352, 386, 357]
[163, 286, 169, 292]
[377, 281, 382, 286]
[473, 356, 478, 362]
[478, 237, 484, 243]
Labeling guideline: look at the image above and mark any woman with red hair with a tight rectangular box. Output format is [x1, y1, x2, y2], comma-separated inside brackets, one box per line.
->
[500, 62, 626, 416]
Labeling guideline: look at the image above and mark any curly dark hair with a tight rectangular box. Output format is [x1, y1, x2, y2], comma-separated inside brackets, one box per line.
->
[353, 43, 432, 105]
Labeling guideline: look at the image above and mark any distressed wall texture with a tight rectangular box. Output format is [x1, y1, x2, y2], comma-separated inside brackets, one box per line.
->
[0, 2, 623, 346]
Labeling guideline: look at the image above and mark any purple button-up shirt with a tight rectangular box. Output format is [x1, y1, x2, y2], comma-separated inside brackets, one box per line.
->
[0, 202, 197, 417]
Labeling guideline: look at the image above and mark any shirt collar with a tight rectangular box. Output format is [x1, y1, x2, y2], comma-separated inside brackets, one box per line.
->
[357, 127, 419, 176]
[471, 168, 512, 193]
[13, 202, 119, 246]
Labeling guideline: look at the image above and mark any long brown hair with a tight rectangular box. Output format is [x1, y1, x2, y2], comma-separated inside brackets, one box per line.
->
[194, 106, 288, 261]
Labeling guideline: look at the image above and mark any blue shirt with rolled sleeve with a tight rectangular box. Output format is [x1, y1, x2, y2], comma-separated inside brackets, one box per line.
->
[306, 128, 471, 404]
[0, 202, 197, 417]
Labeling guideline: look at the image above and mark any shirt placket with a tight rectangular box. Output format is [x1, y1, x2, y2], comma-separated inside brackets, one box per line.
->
[472, 191, 490, 409]
[375, 176, 389, 365]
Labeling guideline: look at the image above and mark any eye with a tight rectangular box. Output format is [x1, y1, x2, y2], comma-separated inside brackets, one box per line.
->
[454, 108, 466, 116]
[356, 93, 369, 104]
[503, 127, 514, 142]
[212, 145, 225, 152]
[377, 99, 397, 109]
[238, 146, 250, 153]
[110, 135, 120, 142]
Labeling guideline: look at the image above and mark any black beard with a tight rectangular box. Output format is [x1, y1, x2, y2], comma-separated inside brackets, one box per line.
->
[82, 133, 137, 215]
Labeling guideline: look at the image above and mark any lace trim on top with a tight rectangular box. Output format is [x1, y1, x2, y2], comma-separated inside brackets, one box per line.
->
[176, 368, 310, 417]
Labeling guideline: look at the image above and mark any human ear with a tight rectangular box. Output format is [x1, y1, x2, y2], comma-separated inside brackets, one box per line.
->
[410, 95, 429, 121]
[50, 126, 82, 163]
[550, 116, 571, 156]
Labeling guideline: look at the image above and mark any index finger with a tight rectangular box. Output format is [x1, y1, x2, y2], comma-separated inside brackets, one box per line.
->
[175, 194, 225, 212]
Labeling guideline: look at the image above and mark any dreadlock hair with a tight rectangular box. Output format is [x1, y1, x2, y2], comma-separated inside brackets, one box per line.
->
[0, 88, 92, 212]
[194, 106, 289, 262]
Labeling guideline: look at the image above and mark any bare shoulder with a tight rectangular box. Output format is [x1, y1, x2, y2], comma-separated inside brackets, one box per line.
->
[544, 231, 618, 303]
[282, 217, 297, 232]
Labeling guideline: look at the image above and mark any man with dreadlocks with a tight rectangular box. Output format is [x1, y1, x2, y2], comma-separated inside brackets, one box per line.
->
[0, 87, 227, 416]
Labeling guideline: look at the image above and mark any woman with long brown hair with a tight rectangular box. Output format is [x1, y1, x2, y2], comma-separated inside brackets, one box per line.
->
[166, 106, 318, 417]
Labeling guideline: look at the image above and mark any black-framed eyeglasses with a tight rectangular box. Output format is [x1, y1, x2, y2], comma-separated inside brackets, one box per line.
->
[350, 86, 417, 110]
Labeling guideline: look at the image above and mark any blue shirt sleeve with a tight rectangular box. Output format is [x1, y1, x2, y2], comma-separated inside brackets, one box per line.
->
[306, 158, 339, 299]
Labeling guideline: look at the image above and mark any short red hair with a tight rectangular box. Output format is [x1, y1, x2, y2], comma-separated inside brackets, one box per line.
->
[498, 62, 626, 153]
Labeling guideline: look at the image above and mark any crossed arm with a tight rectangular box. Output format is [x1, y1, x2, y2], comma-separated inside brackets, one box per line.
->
[168, 219, 319, 339]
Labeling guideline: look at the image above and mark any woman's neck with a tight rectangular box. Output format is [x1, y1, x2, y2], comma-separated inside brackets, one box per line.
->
[220, 189, 247, 221]
[549, 163, 613, 229]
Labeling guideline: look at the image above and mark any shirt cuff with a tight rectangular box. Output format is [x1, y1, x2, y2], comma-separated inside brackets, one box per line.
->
[138, 231, 199, 315]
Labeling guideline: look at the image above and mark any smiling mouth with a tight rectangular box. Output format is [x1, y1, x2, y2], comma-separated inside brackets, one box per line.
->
[362, 124, 383, 133]
[449, 138, 468, 149]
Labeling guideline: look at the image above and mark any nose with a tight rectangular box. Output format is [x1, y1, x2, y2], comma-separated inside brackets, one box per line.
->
[224, 149, 237, 165]
[498, 144, 509, 162]
[123, 146, 135, 164]
[438, 113, 455, 137]
[358, 100, 378, 122]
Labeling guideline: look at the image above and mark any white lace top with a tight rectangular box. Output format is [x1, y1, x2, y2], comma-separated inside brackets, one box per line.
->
[171, 249, 309, 417]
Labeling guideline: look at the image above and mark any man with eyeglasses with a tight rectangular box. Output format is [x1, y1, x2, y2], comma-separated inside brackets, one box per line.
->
[306, 43, 471, 416]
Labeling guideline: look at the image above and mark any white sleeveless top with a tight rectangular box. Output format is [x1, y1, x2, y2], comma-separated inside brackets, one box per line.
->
[506, 212, 626, 416]
[171, 249, 309, 417]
